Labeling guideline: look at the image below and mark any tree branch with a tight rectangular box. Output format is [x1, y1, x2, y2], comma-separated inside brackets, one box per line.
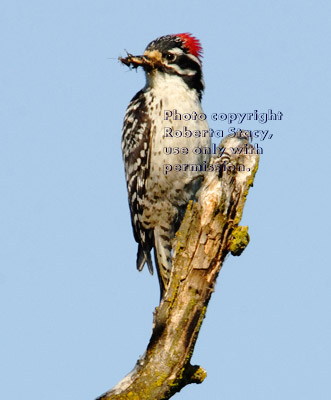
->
[97, 133, 259, 400]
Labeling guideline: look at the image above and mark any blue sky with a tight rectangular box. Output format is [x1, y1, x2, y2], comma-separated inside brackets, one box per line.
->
[1, 1, 330, 399]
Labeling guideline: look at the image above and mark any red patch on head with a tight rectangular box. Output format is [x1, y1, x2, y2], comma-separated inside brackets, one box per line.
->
[175, 33, 203, 60]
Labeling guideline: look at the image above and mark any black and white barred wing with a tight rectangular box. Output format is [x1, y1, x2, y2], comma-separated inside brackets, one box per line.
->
[121, 90, 154, 274]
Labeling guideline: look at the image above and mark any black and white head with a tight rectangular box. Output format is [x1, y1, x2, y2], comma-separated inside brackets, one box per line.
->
[120, 33, 205, 99]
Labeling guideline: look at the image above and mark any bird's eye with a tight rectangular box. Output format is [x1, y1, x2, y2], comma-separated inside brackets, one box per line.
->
[166, 53, 176, 62]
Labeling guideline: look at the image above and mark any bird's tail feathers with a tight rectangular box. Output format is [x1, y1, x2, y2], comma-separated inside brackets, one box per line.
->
[153, 226, 172, 296]
[137, 244, 153, 274]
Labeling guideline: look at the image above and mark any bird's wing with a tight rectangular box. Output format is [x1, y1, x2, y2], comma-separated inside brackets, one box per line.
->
[121, 90, 153, 274]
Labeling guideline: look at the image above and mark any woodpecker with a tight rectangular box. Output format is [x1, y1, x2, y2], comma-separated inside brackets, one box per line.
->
[120, 33, 211, 296]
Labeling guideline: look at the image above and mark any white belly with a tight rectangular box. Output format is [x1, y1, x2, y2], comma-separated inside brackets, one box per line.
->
[143, 74, 211, 219]
[149, 76, 210, 185]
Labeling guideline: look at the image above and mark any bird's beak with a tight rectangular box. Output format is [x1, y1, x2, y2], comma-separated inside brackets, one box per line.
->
[119, 50, 163, 71]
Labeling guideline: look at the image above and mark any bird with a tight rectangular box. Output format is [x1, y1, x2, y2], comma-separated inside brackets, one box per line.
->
[120, 33, 211, 297]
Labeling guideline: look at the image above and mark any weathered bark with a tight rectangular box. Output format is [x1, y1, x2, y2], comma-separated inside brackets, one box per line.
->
[97, 133, 259, 400]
